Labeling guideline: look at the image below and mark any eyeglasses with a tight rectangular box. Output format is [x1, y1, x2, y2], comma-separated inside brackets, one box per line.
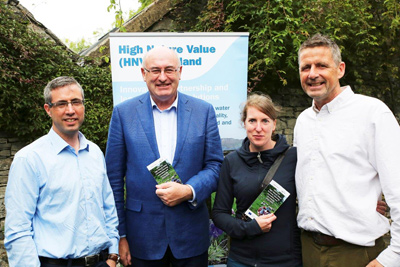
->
[47, 99, 85, 109]
[143, 67, 179, 76]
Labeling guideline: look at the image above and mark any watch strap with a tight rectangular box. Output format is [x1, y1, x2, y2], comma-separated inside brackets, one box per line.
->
[108, 254, 120, 263]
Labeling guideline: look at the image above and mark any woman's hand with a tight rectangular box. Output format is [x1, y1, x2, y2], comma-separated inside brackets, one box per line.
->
[376, 200, 388, 215]
[255, 213, 277, 232]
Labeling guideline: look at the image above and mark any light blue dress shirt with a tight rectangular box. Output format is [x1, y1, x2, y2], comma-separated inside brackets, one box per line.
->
[151, 94, 196, 202]
[151, 95, 178, 165]
[4, 128, 119, 267]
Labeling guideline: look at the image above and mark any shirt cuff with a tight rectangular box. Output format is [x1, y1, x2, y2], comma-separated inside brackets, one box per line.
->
[186, 184, 197, 206]
[376, 246, 400, 267]
[107, 237, 119, 255]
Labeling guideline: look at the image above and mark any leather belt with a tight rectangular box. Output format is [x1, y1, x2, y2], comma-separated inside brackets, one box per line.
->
[306, 230, 346, 246]
[39, 253, 101, 267]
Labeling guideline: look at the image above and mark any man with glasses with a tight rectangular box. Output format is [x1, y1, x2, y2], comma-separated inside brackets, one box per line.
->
[5, 76, 120, 267]
[105, 47, 223, 266]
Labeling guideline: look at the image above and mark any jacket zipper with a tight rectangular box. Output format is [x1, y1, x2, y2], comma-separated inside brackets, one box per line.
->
[257, 152, 263, 163]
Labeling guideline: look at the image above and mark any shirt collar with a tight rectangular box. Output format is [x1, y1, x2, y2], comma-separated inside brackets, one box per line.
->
[48, 128, 89, 154]
[312, 85, 353, 114]
[150, 93, 179, 112]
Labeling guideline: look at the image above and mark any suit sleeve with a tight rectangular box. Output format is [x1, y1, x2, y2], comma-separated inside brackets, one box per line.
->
[4, 157, 41, 267]
[105, 106, 128, 236]
[186, 104, 223, 207]
[212, 158, 263, 240]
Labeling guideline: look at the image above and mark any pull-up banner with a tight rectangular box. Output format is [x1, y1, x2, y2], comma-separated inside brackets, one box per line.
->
[109, 32, 249, 150]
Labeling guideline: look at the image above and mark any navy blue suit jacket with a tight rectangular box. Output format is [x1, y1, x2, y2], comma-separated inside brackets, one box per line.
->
[105, 92, 223, 260]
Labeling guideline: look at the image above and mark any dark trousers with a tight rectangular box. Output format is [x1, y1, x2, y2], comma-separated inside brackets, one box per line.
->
[227, 257, 252, 267]
[40, 261, 109, 267]
[301, 230, 387, 267]
[130, 246, 208, 267]
[39, 250, 109, 267]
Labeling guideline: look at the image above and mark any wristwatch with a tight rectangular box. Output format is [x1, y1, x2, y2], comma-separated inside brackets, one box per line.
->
[108, 253, 120, 263]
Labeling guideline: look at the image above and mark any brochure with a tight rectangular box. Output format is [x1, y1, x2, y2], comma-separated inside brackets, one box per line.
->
[244, 180, 290, 220]
[146, 158, 182, 184]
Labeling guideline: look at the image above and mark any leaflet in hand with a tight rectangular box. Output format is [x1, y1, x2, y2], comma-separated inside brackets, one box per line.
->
[244, 180, 290, 220]
[146, 158, 182, 184]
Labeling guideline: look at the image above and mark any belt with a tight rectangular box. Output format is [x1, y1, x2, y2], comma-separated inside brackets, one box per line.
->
[39, 253, 101, 267]
[306, 230, 346, 246]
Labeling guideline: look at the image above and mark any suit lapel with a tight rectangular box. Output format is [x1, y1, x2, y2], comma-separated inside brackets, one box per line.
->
[173, 94, 192, 166]
[136, 93, 160, 159]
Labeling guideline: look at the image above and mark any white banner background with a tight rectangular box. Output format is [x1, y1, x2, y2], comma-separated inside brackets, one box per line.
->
[109, 32, 249, 150]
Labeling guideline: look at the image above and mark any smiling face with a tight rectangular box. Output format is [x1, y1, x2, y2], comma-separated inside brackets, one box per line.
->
[44, 84, 85, 141]
[299, 46, 345, 110]
[244, 106, 276, 152]
[141, 47, 182, 110]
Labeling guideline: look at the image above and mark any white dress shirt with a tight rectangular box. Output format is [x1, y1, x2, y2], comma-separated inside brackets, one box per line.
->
[294, 86, 400, 266]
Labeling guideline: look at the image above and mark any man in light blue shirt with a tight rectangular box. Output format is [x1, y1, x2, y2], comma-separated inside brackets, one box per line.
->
[5, 76, 120, 267]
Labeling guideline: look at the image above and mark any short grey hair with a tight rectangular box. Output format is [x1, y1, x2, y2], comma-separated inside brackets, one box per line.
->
[43, 76, 84, 103]
[142, 46, 181, 69]
[298, 33, 342, 66]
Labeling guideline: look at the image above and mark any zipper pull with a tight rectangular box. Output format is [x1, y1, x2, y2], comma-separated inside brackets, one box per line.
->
[257, 152, 263, 163]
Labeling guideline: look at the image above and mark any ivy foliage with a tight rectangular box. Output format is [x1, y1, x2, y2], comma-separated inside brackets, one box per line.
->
[0, 2, 113, 151]
[107, 0, 154, 31]
[174, 0, 400, 113]
[65, 38, 92, 54]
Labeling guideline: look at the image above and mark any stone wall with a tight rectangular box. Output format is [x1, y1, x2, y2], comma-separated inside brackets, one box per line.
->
[0, 133, 26, 267]
[269, 87, 312, 145]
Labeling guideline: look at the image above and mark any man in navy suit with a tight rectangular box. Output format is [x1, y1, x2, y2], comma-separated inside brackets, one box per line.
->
[105, 46, 224, 266]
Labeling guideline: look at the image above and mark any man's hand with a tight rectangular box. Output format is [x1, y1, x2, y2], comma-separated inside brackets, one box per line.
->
[119, 237, 131, 266]
[155, 182, 193, 207]
[106, 259, 117, 267]
[366, 259, 383, 267]
[255, 213, 277, 233]
[376, 200, 388, 216]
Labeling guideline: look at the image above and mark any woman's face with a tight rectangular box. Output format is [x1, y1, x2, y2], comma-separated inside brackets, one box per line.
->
[244, 106, 276, 152]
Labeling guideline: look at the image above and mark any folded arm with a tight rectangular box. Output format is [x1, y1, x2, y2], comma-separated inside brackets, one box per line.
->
[212, 159, 265, 239]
